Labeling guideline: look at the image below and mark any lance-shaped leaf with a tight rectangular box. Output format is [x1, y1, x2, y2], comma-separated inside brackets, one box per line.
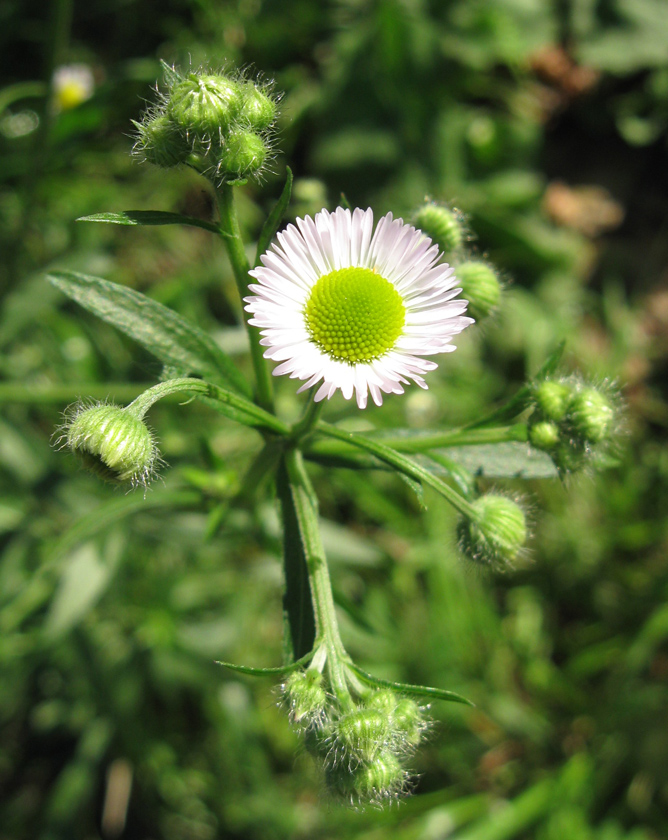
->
[276, 454, 317, 662]
[349, 663, 474, 706]
[254, 167, 293, 265]
[47, 271, 250, 396]
[78, 210, 221, 234]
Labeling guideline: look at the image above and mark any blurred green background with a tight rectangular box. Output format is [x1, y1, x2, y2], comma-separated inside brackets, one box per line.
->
[1, 0, 668, 838]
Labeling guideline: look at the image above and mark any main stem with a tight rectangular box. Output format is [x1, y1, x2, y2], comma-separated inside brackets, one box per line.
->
[215, 184, 274, 414]
[285, 447, 352, 706]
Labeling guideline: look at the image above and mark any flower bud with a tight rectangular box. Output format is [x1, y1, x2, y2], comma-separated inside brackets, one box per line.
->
[326, 750, 407, 805]
[532, 380, 572, 422]
[336, 708, 390, 764]
[567, 387, 615, 444]
[528, 419, 560, 451]
[168, 73, 242, 137]
[455, 260, 502, 321]
[458, 493, 527, 570]
[413, 203, 464, 255]
[64, 403, 158, 487]
[239, 82, 277, 131]
[134, 114, 189, 168]
[366, 689, 426, 750]
[217, 129, 269, 180]
[283, 669, 327, 728]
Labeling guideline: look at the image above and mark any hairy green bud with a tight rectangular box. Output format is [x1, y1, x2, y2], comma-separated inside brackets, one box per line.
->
[63, 403, 158, 487]
[217, 129, 269, 180]
[134, 114, 189, 168]
[336, 708, 390, 764]
[459, 493, 527, 570]
[327, 750, 407, 805]
[366, 689, 426, 749]
[455, 260, 502, 321]
[567, 387, 615, 444]
[284, 669, 327, 727]
[239, 82, 277, 131]
[529, 419, 560, 451]
[414, 203, 464, 255]
[168, 73, 242, 137]
[533, 380, 572, 422]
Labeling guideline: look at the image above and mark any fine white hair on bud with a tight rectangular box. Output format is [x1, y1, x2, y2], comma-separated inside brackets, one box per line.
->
[413, 201, 466, 257]
[57, 401, 160, 488]
[132, 63, 279, 186]
[529, 376, 622, 475]
[283, 668, 430, 808]
[454, 259, 502, 322]
[458, 492, 528, 571]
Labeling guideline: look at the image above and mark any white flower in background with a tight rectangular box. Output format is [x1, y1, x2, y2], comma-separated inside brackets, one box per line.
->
[53, 64, 95, 111]
[245, 207, 473, 408]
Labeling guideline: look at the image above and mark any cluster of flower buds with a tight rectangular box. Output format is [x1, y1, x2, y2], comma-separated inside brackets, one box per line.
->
[58, 401, 159, 488]
[133, 64, 278, 185]
[413, 202, 502, 322]
[528, 377, 618, 474]
[458, 492, 528, 571]
[283, 669, 430, 806]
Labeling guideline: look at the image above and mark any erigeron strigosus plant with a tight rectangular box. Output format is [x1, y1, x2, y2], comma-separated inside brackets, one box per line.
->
[50, 63, 620, 807]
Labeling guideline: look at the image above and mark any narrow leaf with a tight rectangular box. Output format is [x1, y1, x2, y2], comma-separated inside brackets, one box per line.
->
[78, 210, 220, 234]
[349, 664, 474, 706]
[48, 490, 201, 564]
[418, 443, 559, 479]
[254, 168, 293, 265]
[47, 270, 250, 396]
[276, 454, 317, 662]
[215, 651, 313, 678]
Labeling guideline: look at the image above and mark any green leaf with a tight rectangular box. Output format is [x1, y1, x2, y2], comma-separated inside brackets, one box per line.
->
[215, 651, 314, 678]
[276, 454, 317, 662]
[254, 167, 293, 265]
[419, 443, 559, 479]
[77, 210, 220, 234]
[47, 270, 250, 396]
[349, 664, 474, 706]
[44, 535, 124, 640]
[47, 490, 201, 564]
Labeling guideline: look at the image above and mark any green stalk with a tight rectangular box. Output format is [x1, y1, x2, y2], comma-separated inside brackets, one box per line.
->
[214, 184, 274, 414]
[316, 421, 480, 521]
[374, 424, 528, 452]
[289, 393, 326, 443]
[284, 447, 353, 706]
[125, 377, 288, 436]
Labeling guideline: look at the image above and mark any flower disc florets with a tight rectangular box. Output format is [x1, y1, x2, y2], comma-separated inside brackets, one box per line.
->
[245, 207, 474, 408]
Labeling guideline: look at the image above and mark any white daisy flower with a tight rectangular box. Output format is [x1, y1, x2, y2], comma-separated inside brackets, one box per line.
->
[245, 207, 474, 409]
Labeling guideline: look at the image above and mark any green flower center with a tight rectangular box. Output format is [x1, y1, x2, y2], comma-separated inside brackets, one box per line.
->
[304, 267, 405, 364]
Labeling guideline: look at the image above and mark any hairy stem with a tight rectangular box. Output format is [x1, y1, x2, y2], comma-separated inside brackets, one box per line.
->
[284, 447, 353, 707]
[214, 184, 274, 414]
